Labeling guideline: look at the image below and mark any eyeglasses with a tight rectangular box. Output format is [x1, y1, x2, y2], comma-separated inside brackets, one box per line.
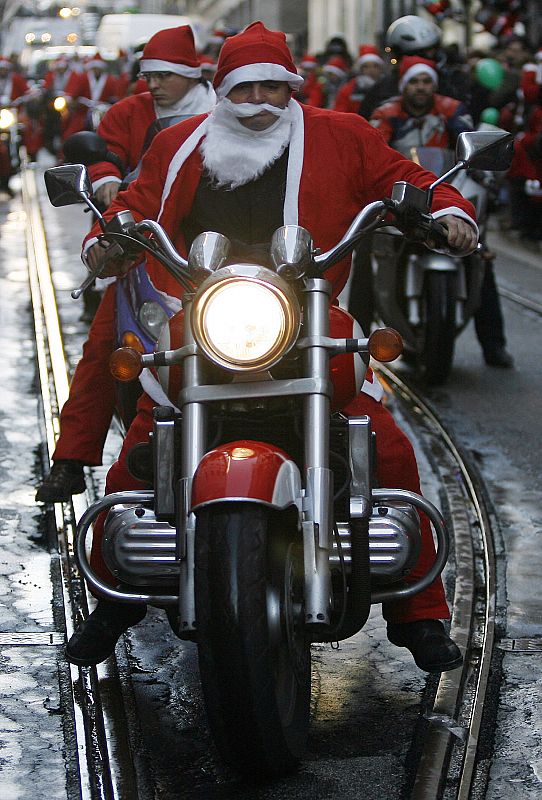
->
[139, 71, 175, 82]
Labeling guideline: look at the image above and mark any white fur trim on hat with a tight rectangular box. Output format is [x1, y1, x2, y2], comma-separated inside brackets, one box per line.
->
[139, 58, 202, 79]
[216, 63, 303, 99]
[323, 64, 347, 78]
[399, 62, 438, 92]
[358, 53, 384, 66]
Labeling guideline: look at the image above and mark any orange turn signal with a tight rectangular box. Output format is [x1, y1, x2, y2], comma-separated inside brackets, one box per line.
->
[110, 347, 143, 382]
[368, 328, 403, 362]
[122, 330, 145, 354]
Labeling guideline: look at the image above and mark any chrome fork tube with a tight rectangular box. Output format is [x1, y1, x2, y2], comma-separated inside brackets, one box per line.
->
[178, 295, 207, 632]
[302, 279, 333, 627]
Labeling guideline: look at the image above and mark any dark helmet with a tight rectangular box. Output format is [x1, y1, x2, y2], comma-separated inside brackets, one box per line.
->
[386, 15, 441, 55]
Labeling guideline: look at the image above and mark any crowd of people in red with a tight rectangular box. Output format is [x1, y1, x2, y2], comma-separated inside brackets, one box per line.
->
[1, 16, 540, 242]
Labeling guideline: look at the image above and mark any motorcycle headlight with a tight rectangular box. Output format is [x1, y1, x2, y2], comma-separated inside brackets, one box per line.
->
[53, 96, 67, 112]
[0, 108, 16, 130]
[191, 265, 300, 372]
[138, 301, 169, 341]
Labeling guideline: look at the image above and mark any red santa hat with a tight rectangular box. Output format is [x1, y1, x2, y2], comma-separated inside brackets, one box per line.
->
[0, 56, 12, 69]
[300, 53, 318, 70]
[213, 21, 303, 98]
[323, 56, 349, 78]
[139, 26, 201, 79]
[85, 52, 107, 70]
[199, 54, 218, 73]
[398, 56, 438, 92]
[357, 44, 384, 66]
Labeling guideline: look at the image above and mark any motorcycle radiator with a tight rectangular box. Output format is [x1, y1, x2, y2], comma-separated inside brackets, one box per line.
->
[102, 502, 421, 586]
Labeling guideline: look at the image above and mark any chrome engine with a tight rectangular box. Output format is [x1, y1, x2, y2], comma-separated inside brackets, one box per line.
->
[102, 502, 421, 587]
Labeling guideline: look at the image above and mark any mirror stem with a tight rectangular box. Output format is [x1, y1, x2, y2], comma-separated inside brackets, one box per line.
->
[427, 160, 467, 208]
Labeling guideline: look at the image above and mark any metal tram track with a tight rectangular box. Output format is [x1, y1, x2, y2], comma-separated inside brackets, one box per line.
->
[23, 162, 138, 800]
[378, 364, 498, 800]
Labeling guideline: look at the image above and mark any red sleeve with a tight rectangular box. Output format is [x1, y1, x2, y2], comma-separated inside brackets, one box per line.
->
[369, 108, 394, 144]
[88, 101, 132, 183]
[333, 81, 353, 112]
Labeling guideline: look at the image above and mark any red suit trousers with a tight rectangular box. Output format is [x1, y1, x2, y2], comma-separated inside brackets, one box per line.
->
[53, 284, 117, 466]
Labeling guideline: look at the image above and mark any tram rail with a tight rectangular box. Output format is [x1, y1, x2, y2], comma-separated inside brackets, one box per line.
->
[23, 161, 137, 800]
[23, 156, 522, 798]
[378, 365, 499, 799]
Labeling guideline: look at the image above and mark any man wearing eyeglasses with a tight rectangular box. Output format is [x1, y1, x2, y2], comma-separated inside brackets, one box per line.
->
[90, 26, 216, 209]
[35, 26, 215, 504]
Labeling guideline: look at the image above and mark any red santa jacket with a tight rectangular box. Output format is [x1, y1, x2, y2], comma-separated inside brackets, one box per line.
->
[63, 70, 118, 138]
[85, 101, 476, 303]
[507, 105, 542, 185]
[0, 72, 29, 105]
[334, 77, 363, 114]
[87, 92, 157, 188]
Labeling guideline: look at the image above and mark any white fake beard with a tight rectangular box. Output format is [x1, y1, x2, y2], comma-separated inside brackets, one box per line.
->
[201, 97, 293, 189]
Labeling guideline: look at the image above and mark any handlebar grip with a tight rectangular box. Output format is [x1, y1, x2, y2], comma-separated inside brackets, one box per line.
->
[426, 219, 449, 249]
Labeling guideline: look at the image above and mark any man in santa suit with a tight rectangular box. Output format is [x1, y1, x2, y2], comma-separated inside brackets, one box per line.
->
[41, 56, 74, 155]
[62, 53, 118, 139]
[66, 22, 477, 673]
[0, 56, 30, 195]
[35, 26, 216, 503]
[334, 44, 385, 114]
[296, 53, 325, 107]
[370, 56, 513, 368]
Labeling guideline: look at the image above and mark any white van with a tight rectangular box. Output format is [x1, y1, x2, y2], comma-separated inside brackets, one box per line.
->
[95, 13, 210, 56]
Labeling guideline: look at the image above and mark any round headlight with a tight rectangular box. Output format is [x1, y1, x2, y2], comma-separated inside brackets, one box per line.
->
[0, 109, 16, 130]
[192, 266, 300, 372]
[53, 96, 67, 112]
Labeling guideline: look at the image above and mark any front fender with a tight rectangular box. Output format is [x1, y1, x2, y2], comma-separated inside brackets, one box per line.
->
[191, 440, 302, 513]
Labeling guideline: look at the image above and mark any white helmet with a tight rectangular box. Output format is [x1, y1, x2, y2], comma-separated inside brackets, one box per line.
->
[386, 15, 441, 55]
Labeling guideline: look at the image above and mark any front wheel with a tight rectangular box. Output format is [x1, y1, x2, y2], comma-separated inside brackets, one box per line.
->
[195, 502, 310, 778]
[421, 271, 457, 385]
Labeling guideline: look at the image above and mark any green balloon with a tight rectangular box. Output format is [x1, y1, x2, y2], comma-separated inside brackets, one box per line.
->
[480, 107, 500, 125]
[475, 58, 505, 90]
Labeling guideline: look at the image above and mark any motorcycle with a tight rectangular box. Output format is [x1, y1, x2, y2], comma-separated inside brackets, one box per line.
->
[371, 143, 508, 385]
[44, 130, 512, 777]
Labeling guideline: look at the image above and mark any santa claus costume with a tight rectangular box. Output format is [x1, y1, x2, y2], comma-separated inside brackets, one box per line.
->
[62, 53, 118, 139]
[80, 22, 477, 633]
[45, 27, 216, 474]
[334, 44, 384, 114]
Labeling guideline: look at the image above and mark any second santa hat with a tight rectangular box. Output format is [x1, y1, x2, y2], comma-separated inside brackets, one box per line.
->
[139, 25, 201, 78]
[399, 56, 438, 91]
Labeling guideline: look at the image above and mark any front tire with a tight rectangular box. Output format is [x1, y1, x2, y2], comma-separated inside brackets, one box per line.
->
[195, 502, 310, 778]
[421, 271, 457, 385]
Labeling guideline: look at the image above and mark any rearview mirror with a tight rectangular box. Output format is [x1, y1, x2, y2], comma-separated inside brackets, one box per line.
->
[44, 164, 92, 207]
[455, 130, 514, 171]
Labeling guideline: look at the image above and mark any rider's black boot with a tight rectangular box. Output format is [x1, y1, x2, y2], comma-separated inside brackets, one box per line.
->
[36, 459, 86, 503]
[387, 619, 463, 673]
[66, 600, 147, 666]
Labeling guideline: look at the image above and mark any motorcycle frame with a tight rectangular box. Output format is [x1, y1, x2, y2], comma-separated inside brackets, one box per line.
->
[74, 273, 450, 640]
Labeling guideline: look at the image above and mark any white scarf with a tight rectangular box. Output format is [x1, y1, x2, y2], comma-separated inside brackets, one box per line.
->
[154, 81, 216, 119]
[88, 71, 107, 101]
[201, 97, 294, 189]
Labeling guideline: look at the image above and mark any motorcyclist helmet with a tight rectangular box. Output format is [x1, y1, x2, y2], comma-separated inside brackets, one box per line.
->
[386, 15, 441, 56]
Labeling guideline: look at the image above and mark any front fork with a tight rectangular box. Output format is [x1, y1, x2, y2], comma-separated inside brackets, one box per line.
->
[177, 294, 206, 634]
[302, 279, 335, 629]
